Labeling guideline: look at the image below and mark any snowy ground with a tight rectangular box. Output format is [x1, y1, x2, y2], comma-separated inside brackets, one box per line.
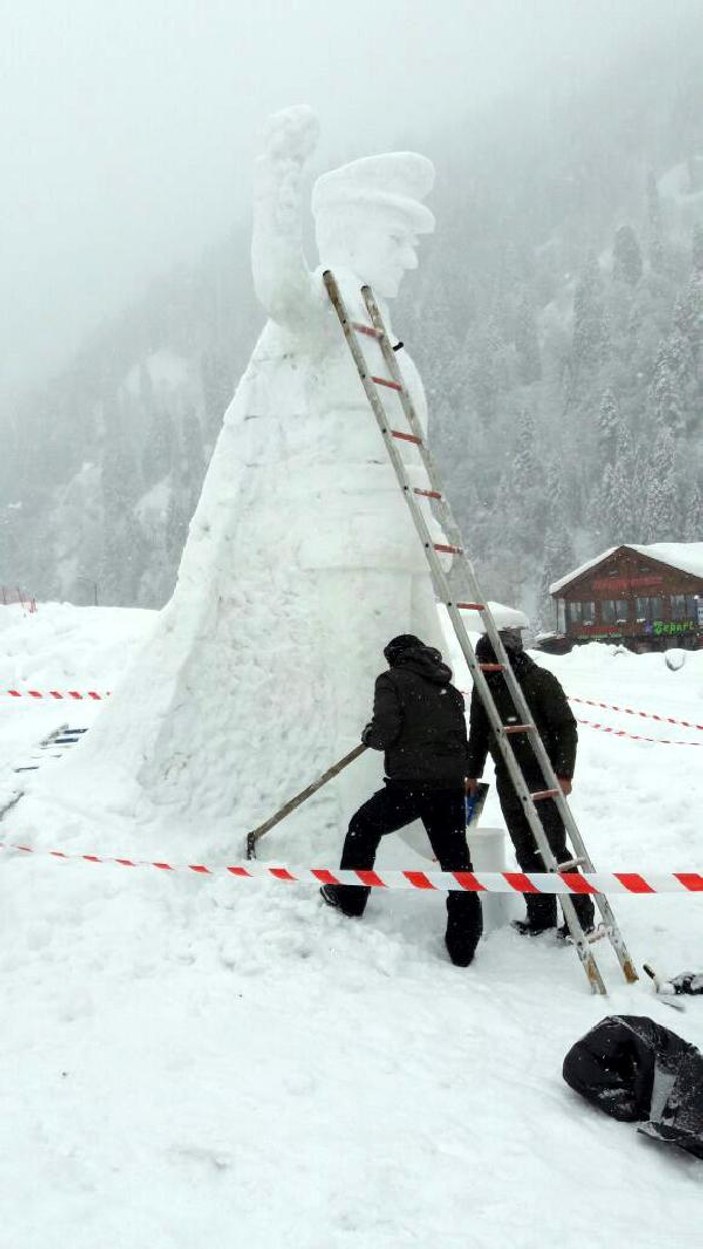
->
[0, 603, 702, 1248]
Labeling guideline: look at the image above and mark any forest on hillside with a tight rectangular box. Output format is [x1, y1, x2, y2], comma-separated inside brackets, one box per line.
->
[1, 23, 702, 625]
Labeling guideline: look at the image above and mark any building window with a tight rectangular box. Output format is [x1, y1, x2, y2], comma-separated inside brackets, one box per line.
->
[686, 595, 698, 619]
[567, 601, 596, 627]
[600, 600, 628, 625]
[671, 595, 687, 621]
[635, 596, 663, 622]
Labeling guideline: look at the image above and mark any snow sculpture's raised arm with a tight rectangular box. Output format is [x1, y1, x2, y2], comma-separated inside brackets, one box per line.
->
[251, 106, 321, 328]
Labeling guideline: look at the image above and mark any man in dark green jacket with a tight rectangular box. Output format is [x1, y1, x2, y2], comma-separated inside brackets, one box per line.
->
[465, 629, 595, 938]
[321, 634, 483, 967]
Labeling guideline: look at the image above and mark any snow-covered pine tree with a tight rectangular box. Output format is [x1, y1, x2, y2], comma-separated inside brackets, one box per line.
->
[502, 407, 547, 561]
[646, 170, 665, 275]
[537, 463, 575, 630]
[200, 350, 233, 447]
[693, 224, 703, 275]
[683, 478, 703, 540]
[613, 224, 643, 286]
[608, 419, 638, 541]
[466, 317, 513, 427]
[572, 253, 609, 373]
[590, 461, 616, 546]
[649, 336, 687, 437]
[514, 290, 542, 384]
[99, 401, 147, 604]
[642, 425, 679, 542]
[597, 387, 620, 467]
[142, 405, 176, 487]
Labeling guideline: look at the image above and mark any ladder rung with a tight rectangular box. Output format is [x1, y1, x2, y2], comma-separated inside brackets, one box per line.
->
[352, 322, 383, 339]
[457, 602, 486, 611]
[558, 857, 586, 871]
[478, 663, 504, 673]
[371, 375, 403, 392]
[530, 788, 560, 801]
[413, 487, 442, 500]
[433, 543, 462, 555]
[391, 430, 422, 444]
[503, 723, 535, 735]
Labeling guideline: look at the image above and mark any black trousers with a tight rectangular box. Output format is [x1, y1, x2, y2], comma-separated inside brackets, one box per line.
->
[497, 776, 595, 929]
[335, 780, 483, 966]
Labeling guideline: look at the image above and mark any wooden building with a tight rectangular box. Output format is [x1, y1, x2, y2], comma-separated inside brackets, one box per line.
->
[545, 543, 703, 653]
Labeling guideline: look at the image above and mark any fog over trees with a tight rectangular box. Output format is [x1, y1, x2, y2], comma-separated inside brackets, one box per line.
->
[1, 18, 702, 625]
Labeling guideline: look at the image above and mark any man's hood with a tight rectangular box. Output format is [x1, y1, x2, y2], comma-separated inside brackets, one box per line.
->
[394, 643, 452, 685]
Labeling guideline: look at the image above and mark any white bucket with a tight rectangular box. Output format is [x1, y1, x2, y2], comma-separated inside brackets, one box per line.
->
[467, 825, 511, 932]
[395, 820, 510, 932]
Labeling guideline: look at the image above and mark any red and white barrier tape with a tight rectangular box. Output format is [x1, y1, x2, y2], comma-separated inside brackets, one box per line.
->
[575, 717, 702, 746]
[1, 840, 702, 893]
[4, 685, 702, 736]
[569, 696, 703, 733]
[2, 689, 108, 701]
[458, 686, 703, 740]
[3, 688, 701, 747]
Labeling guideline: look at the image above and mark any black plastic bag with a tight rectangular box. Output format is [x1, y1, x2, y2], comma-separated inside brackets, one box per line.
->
[563, 1015, 703, 1160]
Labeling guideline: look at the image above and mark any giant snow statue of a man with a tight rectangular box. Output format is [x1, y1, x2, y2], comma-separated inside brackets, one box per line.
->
[72, 106, 446, 854]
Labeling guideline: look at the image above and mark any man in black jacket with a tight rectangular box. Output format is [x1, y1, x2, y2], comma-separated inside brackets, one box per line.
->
[465, 629, 595, 938]
[321, 634, 483, 967]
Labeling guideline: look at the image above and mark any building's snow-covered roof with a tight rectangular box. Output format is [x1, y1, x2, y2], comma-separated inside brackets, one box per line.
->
[549, 548, 617, 594]
[628, 543, 703, 580]
[550, 543, 703, 595]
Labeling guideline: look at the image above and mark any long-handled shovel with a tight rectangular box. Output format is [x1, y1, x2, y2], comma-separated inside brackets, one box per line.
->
[245, 743, 368, 859]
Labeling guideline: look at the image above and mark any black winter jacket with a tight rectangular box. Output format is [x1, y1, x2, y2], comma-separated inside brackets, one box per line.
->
[465, 651, 577, 786]
[364, 644, 469, 786]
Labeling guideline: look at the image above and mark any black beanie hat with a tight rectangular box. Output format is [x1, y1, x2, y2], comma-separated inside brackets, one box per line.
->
[474, 634, 496, 664]
[384, 634, 424, 666]
[475, 629, 524, 665]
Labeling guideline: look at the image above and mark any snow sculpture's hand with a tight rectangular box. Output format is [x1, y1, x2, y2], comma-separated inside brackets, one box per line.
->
[263, 105, 319, 166]
[251, 105, 321, 324]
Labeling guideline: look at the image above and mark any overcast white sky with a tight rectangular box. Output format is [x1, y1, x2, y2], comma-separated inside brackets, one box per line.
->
[0, 0, 696, 398]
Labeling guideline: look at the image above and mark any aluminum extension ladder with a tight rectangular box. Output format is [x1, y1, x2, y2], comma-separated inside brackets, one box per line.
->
[323, 269, 638, 995]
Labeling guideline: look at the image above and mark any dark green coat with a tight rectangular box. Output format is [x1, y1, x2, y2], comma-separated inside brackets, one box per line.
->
[465, 653, 577, 785]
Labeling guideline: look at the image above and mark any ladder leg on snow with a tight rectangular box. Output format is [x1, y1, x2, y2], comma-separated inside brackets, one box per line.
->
[323, 269, 638, 995]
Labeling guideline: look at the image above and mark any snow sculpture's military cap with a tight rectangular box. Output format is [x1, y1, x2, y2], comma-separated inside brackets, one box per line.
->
[312, 152, 435, 234]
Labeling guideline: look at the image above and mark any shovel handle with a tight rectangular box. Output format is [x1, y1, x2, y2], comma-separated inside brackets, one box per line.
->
[245, 743, 368, 859]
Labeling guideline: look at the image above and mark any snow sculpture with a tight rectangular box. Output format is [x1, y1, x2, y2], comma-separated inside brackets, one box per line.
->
[66, 106, 446, 853]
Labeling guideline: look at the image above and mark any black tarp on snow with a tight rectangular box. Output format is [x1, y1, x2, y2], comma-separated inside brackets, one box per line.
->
[563, 1015, 703, 1160]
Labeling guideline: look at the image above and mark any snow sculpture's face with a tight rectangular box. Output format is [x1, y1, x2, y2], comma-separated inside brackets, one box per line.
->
[350, 223, 419, 298]
[317, 212, 420, 299]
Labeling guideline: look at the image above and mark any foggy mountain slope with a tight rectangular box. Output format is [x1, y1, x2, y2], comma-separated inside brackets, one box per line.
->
[1, 19, 702, 614]
[407, 25, 703, 623]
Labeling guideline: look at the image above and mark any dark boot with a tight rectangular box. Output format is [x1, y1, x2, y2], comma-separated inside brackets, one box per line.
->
[445, 894, 483, 966]
[511, 917, 556, 937]
[557, 894, 596, 939]
[319, 884, 343, 909]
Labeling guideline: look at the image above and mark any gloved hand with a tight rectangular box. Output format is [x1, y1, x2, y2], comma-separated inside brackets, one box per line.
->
[361, 724, 374, 746]
[667, 972, 703, 996]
